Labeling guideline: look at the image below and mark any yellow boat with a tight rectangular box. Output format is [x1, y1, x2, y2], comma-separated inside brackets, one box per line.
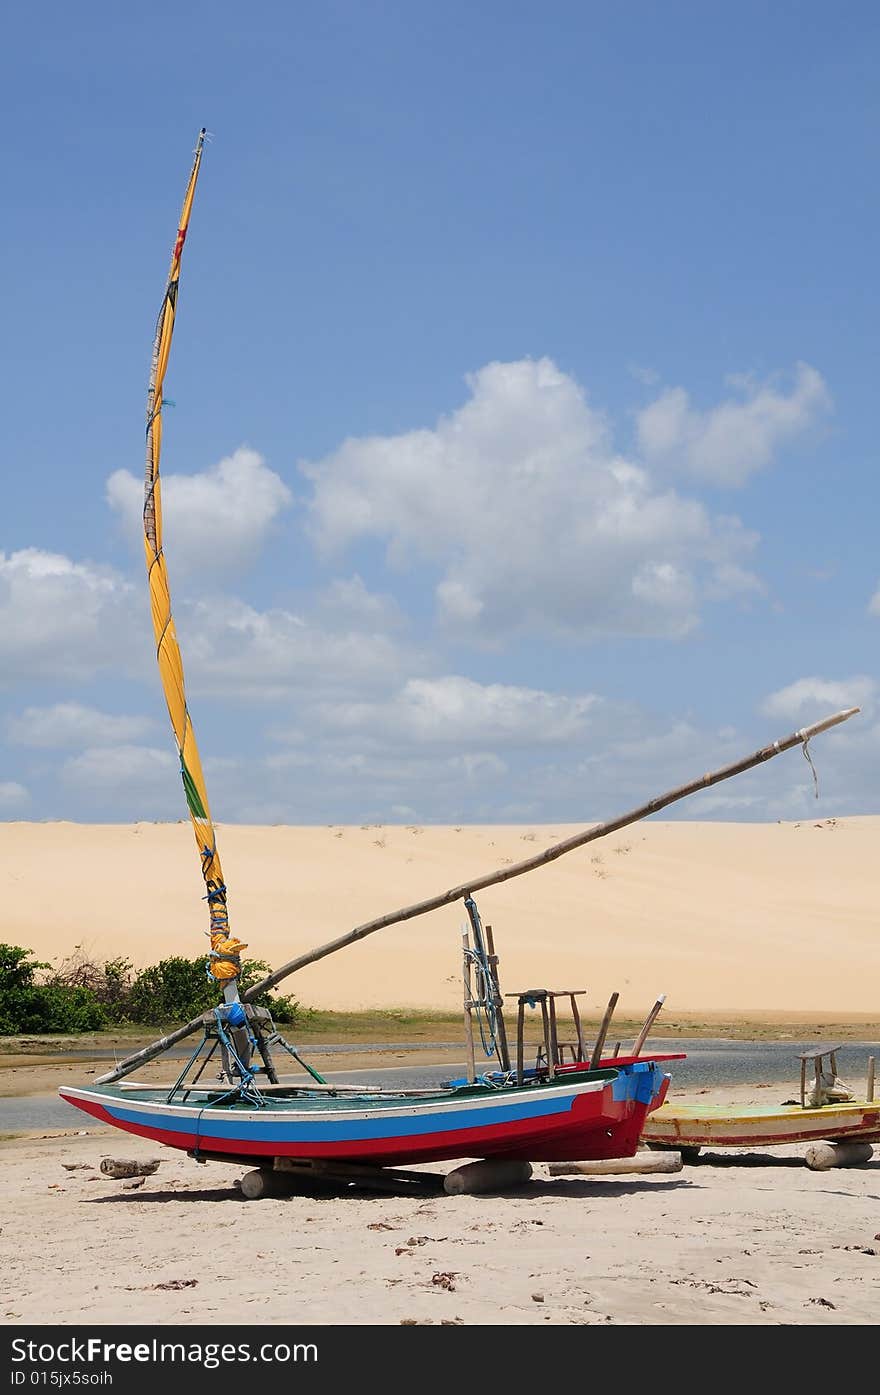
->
[642, 1047, 879, 1154]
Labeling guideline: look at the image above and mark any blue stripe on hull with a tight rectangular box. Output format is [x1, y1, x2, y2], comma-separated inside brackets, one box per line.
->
[102, 1092, 576, 1144]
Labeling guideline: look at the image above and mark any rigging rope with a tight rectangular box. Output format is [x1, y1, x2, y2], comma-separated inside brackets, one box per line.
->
[802, 736, 820, 798]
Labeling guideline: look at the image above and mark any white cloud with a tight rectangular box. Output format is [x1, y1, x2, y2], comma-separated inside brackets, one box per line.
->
[304, 357, 760, 642]
[760, 676, 875, 723]
[106, 447, 292, 575]
[61, 744, 177, 800]
[178, 596, 417, 702]
[0, 549, 142, 683]
[8, 703, 157, 749]
[313, 675, 599, 748]
[686, 789, 766, 816]
[869, 586, 880, 616]
[317, 574, 403, 627]
[636, 362, 831, 486]
[0, 539, 414, 705]
[0, 781, 28, 809]
[173, 591, 421, 703]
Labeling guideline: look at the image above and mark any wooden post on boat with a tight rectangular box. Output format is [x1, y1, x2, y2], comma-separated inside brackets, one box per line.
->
[569, 991, 586, 1062]
[814, 1053, 822, 1104]
[462, 927, 476, 1083]
[867, 1057, 875, 1103]
[540, 994, 555, 1079]
[515, 998, 526, 1085]
[632, 995, 666, 1057]
[547, 995, 560, 1072]
[589, 991, 620, 1068]
[484, 924, 511, 1073]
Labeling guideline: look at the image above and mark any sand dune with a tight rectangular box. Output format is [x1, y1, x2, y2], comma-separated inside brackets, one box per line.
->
[1, 815, 877, 1018]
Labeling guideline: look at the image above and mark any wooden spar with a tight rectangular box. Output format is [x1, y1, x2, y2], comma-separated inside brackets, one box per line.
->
[632, 995, 666, 1057]
[94, 705, 858, 1086]
[589, 991, 619, 1069]
[243, 707, 859, 1001]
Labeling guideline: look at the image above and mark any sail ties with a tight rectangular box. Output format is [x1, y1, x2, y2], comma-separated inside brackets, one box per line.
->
[202, 867, 247, 985]
[207, 923, 248, 985]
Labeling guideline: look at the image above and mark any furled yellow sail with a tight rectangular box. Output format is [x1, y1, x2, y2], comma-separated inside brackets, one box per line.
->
[143, 129, 246, 990]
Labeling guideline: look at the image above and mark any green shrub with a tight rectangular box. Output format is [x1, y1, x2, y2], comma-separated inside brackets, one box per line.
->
[125, 956, 218, 1025]
[125, 955, 301, 1027]
[0, 945, 106, 1034]
[47, 947, 134, 1024]
[0, 944, 301, 1034]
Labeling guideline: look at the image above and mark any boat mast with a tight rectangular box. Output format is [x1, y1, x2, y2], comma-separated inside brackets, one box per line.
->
[143, 129, 246, 1004]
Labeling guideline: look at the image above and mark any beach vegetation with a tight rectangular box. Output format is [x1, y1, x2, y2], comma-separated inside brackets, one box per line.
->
[0, 944, 107, 1034]
[0, 944, 300, 1034]
[122, 954, 300, 1027]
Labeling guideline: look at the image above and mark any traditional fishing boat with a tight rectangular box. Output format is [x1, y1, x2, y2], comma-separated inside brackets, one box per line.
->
[58, 132, 860, 1193]
[642, 1046, 879, 1157]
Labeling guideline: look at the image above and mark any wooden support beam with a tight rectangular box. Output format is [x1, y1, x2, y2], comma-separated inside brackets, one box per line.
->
[548, 1152, 682, 1176]
[548, 995, 559, 1071]
[540, 995, 554, 1080]
[570, 993, 585, 1061]
[516, 999, 525, 1086]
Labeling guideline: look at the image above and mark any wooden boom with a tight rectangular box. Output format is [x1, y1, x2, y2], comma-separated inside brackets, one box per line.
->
[95, 706, 858, 1085]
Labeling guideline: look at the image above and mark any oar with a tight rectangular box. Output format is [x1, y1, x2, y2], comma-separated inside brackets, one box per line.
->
[94, 706, 858, 1086]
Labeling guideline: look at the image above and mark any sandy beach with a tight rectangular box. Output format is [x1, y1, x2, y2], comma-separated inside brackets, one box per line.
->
[2, 816, 878, 1018]
[2, 817, 878, 1328]
[3, 1084, 878, 1328]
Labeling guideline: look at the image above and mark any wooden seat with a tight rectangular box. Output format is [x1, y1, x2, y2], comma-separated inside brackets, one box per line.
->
[504, 989, 587, 1084]
[797, 1046, 850, 1108]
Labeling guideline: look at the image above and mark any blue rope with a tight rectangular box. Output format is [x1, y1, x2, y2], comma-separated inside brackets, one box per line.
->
[212, 1007, 264, 1107]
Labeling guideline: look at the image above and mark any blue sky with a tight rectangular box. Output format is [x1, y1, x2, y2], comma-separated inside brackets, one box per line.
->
[1, 1, 878, 824]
